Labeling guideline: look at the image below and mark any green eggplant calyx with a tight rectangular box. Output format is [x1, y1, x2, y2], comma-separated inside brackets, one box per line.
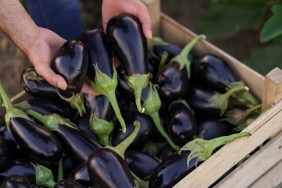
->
[26, 110, 77, 132]
[126, 73, 150, 113]
[224, 104, 261, 126]
[227, 81, 259, 106]
[59, 92, 86, 116]
[90, 64, 126, 133]
[180, 132, 250, 167]
[143, 82, 161, 114]
[158, 51, 169, 73]
[171, 35, 206, 79]
[208, 85, 248, 116]
[0, 82, 31, 128]
[106, 121, 140, 159]
[89, 111, 114, 146]
[234, 118, 256, 132]
[33, 163, 56, 188]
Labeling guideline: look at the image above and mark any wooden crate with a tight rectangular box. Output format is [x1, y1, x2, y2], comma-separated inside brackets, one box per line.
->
[143, 0, 282, 187]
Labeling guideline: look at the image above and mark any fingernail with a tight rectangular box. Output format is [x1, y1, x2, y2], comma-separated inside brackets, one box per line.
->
[58, 81, 67, 90]
[147, 30, 152, 39]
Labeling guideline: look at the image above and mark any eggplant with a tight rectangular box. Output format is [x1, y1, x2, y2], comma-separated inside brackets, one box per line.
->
[197, 119, 231, 140]
[156, 145, 175, 162]
[165, 100, 197, 145]
[111, 112, 154, 149]
[192, 54, 237, 93]
[67, 163, 92, 187]
[150, 132, 250, 187]
[21, 67, 60, 100]
[125, 150, 159, 180]
[54, 179, 86, 188]
[26, 110, 102, 165]
[157, 35, 205, 101]
[51, 40, 88, 116]
[186, 85, 248, 119]
[107, 13, 149, 113]
[1, 175, 31, 188]
[0, 136, 18, 168]
[80, 29, 126, 132]
[87, 121, 141, 188]
[14, 98, 75, 119]
[0, 83, 63, 166]
[0, 160, 56, 187]
[149, 150, 196, 188]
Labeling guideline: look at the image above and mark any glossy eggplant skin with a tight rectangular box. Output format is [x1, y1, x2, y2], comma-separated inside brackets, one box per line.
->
[192, 54, 237, 93]
[197, 119, 231, 140]
[84, 94, 113, 121]
[15, 98, 74, 119]
[68, 163, 92, 187]
[149, 151, 196, 188]
[0, 136, 18, 168]
[106, 13, 148, 75]
[157, 61, 189, 101]
[9, 117, 63, 166]
[186, 85, 221, 119]
[79, 29, 113, 80]
[51, 40, 88, 98]
[111, 112, 154, 149]
[156, 145, 175, 162]
[1, 175, 31, 188]
[21, 67, 59, 99]
[0, 161, 36, 185]
[166, 101, 197, 145]
[125, 150, 159, 179]
[54, 179, 86, 188]
[52, 124, 101, 165]
[87, 148, 135, 188]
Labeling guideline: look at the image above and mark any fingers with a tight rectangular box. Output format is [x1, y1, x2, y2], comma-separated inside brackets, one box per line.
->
[134, 3, 152, 39]
[81, 84, 98, 96]
[35, 64, 67, 90]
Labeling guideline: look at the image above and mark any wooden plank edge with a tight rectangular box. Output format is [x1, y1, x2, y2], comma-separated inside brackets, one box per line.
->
[11, 90, 26, 102]
[159, 13, 264, 101]
[262, 67, 282, 110]
[174, 100, 282, 188]
[215, 132, 282, 187]
[250, 159, 282, 188]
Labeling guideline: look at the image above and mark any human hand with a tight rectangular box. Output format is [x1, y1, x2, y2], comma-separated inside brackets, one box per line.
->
[25, 27, 96, 95]
[102, 0, 152, 39]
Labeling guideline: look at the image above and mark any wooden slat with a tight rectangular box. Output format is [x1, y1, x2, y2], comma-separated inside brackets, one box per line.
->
[250, 159, 282, 188]
[262, 67, 282, 110]
[215, 132, 282, 188]
[174, 100, 282, 188]
[159, 13, 264, 101]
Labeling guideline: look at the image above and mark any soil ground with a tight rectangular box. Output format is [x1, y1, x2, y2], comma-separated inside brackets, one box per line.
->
[0, 0, 261, 97]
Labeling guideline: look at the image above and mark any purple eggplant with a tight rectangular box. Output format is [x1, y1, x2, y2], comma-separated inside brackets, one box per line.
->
[80, 29, 126, 132]
[26, 110, 102, 165]
[106, 13, 150, 113]
[1, 175, 31, 188]
[87, 121, 141, 188]
[165, 100, 197, 145]
[0, 83, 63, 166]
[54, 179, 86, 188]
[51, 40, 88, 116]
[157, 35, 205, 101]
[67, 163, 92, 187]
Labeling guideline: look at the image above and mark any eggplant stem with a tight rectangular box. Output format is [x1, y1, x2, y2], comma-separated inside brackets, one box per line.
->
[171, 35, 206, 78]
[126, 74, 150, 113]
[57, 158, 64, 182]
[106, 121, 140, 159]
[150, 112, 179, 150]
[0, 82, 13, 110]
[89, 111, 113, 146]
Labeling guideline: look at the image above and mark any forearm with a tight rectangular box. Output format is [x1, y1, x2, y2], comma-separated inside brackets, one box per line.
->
[0, 0, 39, 53]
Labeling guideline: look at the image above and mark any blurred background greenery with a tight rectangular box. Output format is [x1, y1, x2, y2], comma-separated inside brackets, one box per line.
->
[163, 0, 282, 75]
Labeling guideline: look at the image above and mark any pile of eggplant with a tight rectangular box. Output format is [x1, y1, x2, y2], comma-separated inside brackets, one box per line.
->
[0, 14, 261, 188]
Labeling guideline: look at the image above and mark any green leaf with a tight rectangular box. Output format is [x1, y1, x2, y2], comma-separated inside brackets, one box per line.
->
[243, 39, 282, 75]
[197, 0, 268, 40]
[260, 4, 282, 42]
